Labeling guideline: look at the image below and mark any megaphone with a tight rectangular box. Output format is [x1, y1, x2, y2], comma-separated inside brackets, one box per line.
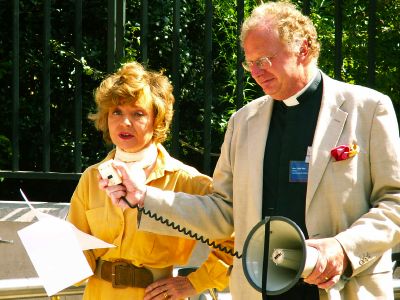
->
[242, 216, 345, 299]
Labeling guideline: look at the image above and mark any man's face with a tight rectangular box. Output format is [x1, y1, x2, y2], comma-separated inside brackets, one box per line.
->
[243, 25, 307, 100]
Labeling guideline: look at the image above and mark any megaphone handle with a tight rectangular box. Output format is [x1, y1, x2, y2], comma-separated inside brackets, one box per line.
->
[261, 218, 271, 298]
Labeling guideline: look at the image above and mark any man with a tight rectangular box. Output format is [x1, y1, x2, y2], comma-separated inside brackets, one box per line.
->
[105, 2, 400, 299]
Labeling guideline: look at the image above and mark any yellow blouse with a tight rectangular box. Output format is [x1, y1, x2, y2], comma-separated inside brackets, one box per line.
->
[67, 144, 233, 299]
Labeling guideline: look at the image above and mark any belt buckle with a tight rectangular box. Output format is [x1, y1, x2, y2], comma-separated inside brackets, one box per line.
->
[111, 261, 130, 288]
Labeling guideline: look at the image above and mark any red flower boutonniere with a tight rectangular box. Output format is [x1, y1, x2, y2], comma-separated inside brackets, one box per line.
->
[331, 143, 360, 161]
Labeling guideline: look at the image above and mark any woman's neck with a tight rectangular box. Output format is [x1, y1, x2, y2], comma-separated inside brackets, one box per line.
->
[114, 143, 158, 170]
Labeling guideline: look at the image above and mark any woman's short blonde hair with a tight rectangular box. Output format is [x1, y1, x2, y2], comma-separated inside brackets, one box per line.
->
[240, 1, 320, 61]
[89, 61, 174, 144]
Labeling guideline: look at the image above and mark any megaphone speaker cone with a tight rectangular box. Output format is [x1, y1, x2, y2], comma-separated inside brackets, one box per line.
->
[242, 216, 309, 295]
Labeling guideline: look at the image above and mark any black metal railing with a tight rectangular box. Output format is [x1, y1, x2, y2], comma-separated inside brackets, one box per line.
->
[1, 0, 382, 181]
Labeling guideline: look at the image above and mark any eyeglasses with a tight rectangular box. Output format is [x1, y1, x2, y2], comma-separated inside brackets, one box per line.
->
[242, 54, 276, 71]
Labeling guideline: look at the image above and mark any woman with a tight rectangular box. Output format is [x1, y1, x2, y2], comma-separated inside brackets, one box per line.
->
[67, 62, 233, 300]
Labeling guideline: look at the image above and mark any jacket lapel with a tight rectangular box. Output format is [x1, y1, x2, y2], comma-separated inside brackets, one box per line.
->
[247, 96, 274, 219]
[306, 74, 348, 212]
[242, 81, 348, 216]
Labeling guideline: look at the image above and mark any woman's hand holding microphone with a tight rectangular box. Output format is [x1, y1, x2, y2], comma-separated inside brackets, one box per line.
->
[98, 160, 147, 209]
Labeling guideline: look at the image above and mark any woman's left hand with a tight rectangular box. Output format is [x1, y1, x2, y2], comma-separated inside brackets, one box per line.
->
[144, 276, 197, 300]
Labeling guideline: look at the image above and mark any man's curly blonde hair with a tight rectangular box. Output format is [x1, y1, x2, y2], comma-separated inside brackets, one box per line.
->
[89, 61, 174, 144]
[240, 1, 320, 61]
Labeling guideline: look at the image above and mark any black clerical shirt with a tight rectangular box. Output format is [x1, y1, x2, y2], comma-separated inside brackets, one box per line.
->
[261, 71, 323, 300]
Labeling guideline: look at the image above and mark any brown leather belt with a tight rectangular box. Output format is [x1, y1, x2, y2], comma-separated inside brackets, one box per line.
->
[94, 260, 172, 289]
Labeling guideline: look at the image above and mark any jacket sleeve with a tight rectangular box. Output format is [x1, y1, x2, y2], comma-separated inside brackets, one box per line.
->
[175, 172, 234, 293]
[140, 118, 236, 239]
[335, 95, 400, 276]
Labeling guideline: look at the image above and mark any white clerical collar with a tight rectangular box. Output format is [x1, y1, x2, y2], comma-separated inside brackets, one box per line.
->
[282, 69, 319, 107]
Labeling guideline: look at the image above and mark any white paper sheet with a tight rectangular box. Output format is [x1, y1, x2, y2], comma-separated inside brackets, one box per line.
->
[17, 189, 115, 296]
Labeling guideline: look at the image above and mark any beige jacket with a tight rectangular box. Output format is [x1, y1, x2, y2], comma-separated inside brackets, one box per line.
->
[141, 72, 400, 299]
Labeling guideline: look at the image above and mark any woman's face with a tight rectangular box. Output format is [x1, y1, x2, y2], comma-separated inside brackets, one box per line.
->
[108, 99, 154, 153]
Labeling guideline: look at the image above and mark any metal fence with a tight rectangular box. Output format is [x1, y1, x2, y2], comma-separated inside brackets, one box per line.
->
[1, 0, 380, 181]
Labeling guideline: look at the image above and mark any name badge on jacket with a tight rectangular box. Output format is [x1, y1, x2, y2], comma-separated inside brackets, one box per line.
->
[289, 161, 309, 183]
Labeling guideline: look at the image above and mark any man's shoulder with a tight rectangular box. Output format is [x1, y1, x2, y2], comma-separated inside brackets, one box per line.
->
[232, 95, 271, 118]
[323, 72, 388, 100]
[242, 95, 270, 109]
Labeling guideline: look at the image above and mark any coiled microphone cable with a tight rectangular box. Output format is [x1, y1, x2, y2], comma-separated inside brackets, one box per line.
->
[121, 197, 242, 259]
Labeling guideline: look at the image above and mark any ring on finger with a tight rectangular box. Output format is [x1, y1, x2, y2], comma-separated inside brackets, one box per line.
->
[164, 292, 168, 299]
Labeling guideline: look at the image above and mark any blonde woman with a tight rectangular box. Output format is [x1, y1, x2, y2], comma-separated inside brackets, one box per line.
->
[67, 62, 232, 300]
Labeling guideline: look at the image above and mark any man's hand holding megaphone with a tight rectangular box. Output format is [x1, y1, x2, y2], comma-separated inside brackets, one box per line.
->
[304, 237, 349, 289]
[242, 216, 351, 299]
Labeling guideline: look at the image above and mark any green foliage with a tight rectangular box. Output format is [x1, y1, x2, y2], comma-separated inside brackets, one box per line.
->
[0, 135, 12, 169]
[0, 0, 399, 181]
[309, 0, 400, 116]
[121, 0, 261, 166]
